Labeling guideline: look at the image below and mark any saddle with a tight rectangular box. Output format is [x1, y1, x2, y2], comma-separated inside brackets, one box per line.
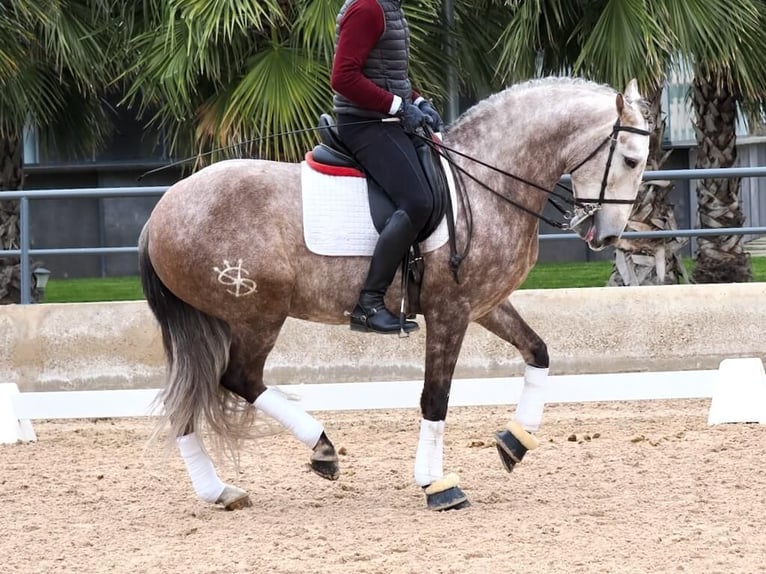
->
[308, 114, 455, 314]
[311, 114, 448, 243]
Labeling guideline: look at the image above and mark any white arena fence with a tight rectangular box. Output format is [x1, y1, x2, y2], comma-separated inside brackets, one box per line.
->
[2, 359, 765, 444]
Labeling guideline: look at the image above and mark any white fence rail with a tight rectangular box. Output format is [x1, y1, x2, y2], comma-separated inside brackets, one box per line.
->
[3, 359, 766, 445]
[0, 367, 736, 445]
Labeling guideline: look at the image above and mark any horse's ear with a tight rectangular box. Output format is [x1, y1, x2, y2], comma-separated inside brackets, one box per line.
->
[616, 93, 625, 115]
[618, 78, 641, 114]
[624, 78, 641, 101]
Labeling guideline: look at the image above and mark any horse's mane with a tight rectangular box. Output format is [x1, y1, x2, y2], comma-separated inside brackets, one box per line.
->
[509, 75, 616, 94]
[452, 76, 617, 128]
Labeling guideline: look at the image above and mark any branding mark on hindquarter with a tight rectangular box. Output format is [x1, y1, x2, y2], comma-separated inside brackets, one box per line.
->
[213, 259, 257, 297]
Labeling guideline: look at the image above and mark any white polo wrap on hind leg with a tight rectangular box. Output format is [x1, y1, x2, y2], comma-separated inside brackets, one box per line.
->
[514, 365, 549, 432]
[177, 432, 226, 504]
[414, 419, 445, 487]
[254, 387, 324, 448]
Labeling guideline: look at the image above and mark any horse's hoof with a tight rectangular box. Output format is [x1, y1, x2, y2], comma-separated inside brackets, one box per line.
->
[216, 484, 252, 511]
[423, 473, 470, 511]
[309, 459, 340, 481]
[495, 420, 540, 473]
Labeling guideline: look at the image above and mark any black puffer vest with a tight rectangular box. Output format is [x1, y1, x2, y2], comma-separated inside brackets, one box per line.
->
[332, 0, 412, 118]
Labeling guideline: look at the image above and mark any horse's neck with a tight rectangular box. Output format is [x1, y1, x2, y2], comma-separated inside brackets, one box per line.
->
[441, 88, 617, 278]
[445, 89, 615, 218]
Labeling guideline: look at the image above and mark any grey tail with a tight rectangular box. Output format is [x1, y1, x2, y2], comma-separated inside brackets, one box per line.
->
[138, 226, 253, 461]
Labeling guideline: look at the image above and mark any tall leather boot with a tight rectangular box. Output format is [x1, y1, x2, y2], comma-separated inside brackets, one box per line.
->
[350, 210, 419, 334]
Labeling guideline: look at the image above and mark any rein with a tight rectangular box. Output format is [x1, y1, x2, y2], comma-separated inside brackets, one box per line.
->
[417, 118, 651, 279]
[419, 118, 651, 229]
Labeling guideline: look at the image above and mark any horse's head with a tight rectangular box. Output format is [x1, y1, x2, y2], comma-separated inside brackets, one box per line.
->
[568, 79, 651, 251]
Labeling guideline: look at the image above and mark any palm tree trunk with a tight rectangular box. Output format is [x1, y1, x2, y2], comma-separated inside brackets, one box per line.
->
[608, 86, 689, 286]
[690, 71, 752, 283]
[0, 135, 24, 303]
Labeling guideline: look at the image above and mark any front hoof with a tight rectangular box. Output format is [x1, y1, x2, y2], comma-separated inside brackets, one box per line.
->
[309, 459, 340, 481]
[311, 432, 340, 480]
[495, 421, 539, 473]
[216, 484, 252, 511]
[423, 473, 470, 511]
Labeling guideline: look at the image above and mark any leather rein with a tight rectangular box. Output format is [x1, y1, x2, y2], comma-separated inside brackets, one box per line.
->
[417, 118, 651, 279]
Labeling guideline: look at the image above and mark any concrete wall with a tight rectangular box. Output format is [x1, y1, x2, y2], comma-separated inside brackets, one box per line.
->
[2, 283, 765, 393]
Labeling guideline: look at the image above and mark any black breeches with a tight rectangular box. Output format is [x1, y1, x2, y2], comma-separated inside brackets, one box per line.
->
[336, 114, 433, 231]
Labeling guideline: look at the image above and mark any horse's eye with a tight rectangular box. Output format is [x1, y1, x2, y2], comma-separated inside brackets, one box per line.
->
[624, 157, 639, 169]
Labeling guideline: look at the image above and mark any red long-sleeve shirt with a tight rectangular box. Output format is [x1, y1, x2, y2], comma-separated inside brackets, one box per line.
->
[331, 0, 419, 115]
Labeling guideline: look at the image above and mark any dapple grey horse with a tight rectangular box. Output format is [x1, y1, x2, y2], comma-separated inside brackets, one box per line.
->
[139, 77, 651, 511]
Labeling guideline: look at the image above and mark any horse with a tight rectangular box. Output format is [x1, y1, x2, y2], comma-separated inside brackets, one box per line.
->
[138, 77, 651, 511]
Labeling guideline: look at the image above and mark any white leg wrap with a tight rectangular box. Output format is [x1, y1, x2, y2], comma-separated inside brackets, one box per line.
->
[514, 365, 549, 432]
[414, 419, 445, 487]
[177, 432, 225, 504]
[254, 387, 324, 449]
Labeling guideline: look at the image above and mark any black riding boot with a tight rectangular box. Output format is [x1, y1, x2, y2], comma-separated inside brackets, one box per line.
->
[350, 210, 420, 334]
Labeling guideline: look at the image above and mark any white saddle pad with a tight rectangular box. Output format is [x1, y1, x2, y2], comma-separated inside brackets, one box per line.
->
[301, 151, 456, 256]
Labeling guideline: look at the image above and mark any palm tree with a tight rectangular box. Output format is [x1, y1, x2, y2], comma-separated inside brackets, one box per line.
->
[494, 0, 766, 285]
[122, 0, 508, 165]
[689, 2, 766, 282]
[0, 1, 124, 303]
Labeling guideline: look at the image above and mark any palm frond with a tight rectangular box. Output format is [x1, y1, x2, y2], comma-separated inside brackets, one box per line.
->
[494, 0, 583, 83]
[452, 0, 507, 97]
[0, 0, 122, 152]
[573, 0, 669, 90]
[169, 0, 285, 43]
[292, 0, 338, 65]
[405, 0, 451, 101]
[197, 44, 331, 163]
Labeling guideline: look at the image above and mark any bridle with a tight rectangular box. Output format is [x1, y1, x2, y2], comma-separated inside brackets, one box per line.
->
[417, 115, 652, 280]
[419, 117, 651, 230]
[566, 118, 652, 228]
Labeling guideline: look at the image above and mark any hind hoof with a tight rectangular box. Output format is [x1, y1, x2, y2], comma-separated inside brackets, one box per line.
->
[423, 473, 470, 511]
[495, 421, 539, 473]
[216, 485, 252, 511]
[309, 459, 340, 481]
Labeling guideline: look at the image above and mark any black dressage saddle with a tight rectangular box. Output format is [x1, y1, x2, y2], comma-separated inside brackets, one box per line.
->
[310, 113, 447, 243]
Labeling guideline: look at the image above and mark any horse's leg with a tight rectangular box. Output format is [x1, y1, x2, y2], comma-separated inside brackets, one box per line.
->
[176, 422, 252, 511]
[416, 312, 471, 511]
[221, 325, 340, 482]
[476, 299, 549, 473]
[175, 320, 337, 511]
[172, 325, 263, 511]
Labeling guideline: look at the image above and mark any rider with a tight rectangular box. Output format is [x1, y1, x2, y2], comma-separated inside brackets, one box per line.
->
[331, 0, 443, 335]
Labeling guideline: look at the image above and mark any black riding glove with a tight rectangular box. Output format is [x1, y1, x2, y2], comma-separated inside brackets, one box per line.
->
[396, 100, 432, 132]
[418, 100, 443, 132]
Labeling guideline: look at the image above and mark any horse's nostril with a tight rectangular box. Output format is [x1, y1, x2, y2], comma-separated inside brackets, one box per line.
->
[602, 235, 619, 247]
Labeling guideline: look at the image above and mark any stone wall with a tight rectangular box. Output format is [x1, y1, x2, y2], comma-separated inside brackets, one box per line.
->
[2, 284, 764, 392]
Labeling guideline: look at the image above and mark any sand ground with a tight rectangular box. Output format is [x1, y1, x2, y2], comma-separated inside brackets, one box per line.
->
[1, 399, 764, 574]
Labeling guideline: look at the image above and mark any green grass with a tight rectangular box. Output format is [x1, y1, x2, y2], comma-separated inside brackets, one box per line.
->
[519, 260, 613, 289]
[41, 258, 766, 303]
[521, 257, 766, 289]
[44, 276, 144, 303]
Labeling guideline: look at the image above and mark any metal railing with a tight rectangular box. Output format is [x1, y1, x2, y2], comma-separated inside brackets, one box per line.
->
[2, 167, 766, 304]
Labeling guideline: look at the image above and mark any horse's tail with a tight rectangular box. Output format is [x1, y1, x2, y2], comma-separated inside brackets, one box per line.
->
[138, 226, 253, 460]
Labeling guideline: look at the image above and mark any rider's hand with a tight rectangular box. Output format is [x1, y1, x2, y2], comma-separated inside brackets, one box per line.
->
[418, 100, 443, 132]
[396, 101, 432, 132]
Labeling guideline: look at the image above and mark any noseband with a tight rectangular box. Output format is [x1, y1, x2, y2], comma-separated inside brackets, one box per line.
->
[567, 119, 651, 227]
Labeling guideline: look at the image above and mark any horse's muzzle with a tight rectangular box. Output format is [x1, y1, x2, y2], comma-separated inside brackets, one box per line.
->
[571, 220, 620, 251]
